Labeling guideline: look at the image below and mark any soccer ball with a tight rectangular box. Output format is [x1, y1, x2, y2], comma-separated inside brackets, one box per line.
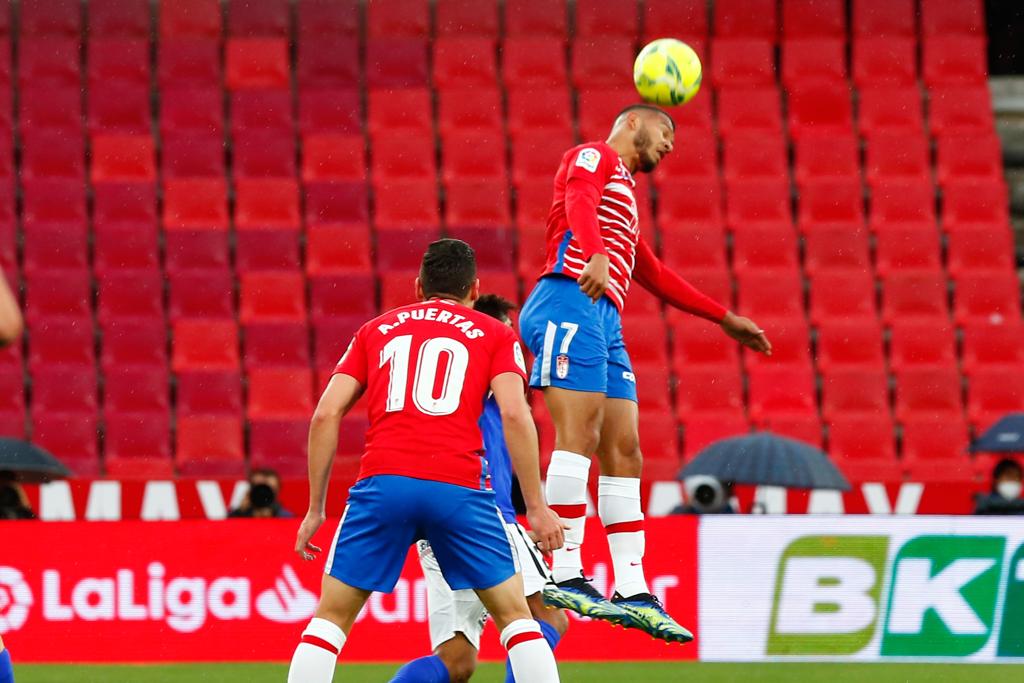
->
[633, 38, 703, 106]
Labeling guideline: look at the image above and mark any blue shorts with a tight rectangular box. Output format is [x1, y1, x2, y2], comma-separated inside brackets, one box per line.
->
[325, 475, 517, 593]
[519, 275, 637, 402]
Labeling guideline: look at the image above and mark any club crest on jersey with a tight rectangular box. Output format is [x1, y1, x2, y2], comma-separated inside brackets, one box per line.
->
[556, 354, 570, 379]
[575, 148, 601, 173]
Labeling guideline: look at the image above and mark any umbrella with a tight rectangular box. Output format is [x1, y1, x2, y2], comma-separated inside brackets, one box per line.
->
[971, 414, 1024, 453]
[679, 432, 851, 491]
[0, 438, 72, 483]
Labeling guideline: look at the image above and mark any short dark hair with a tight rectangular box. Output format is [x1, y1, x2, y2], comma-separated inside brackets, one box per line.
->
[994, 458, 1022, 481]
[616, 103, 675, 131]
[420, 239, 477, 299]
[474, 293, 515, 322]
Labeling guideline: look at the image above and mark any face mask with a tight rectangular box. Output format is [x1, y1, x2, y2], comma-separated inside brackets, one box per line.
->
[997, 481, 1022, 500]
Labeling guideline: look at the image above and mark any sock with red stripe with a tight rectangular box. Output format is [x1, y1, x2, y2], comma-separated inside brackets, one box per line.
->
[501, 619, 560, 682]
[598, 476, 648, 598]
[389, 655, 449, 682]
[287, 617, 345, 683]
[0, 647, 14, 683]
[504, 619, 561, 683]
[545, 450, 591, 583]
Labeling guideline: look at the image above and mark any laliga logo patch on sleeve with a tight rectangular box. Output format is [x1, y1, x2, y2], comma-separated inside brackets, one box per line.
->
[575, 148, 601, 173]
[513, 341, 527, 373]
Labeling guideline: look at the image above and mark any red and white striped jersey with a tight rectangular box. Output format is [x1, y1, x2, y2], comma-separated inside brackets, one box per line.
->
[539, 142, 639, 310]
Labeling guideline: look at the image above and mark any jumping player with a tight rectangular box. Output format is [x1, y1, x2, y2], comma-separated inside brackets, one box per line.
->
[287, 240, 564, 683]
[390, 295, 569, 683]
[518, 105, 772, 642]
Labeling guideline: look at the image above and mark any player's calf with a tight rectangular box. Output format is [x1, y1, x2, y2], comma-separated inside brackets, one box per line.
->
[0, 635, 15, 683]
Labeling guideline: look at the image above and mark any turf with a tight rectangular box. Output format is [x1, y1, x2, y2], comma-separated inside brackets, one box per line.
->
[13, 662, 1019, 683]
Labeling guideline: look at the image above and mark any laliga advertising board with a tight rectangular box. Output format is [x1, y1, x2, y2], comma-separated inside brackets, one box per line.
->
[0, 518, 697, 663]
[699, 516, 1024, 663]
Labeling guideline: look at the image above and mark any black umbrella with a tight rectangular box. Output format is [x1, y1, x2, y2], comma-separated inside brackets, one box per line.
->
[0, 438, 72, 482]
[971, 414, 1024, 453]
[679, 432, 851, 491]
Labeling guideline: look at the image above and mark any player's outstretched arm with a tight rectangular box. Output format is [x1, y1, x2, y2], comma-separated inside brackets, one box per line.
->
[491, 372, 566, 554]
[632, 236, 772, 354]
[296, 373, 363, 561]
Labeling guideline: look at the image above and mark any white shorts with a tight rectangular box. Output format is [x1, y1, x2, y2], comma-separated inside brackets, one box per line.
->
[419, 521, 551, 651]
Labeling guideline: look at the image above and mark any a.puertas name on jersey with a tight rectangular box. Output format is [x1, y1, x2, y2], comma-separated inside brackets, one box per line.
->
[376, 307, 486, 340]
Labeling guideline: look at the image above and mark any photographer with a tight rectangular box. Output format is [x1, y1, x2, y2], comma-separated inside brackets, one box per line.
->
[0, 472, 34, 520]
[974, 458, 1024, 515]
[672, 476, 737, 515]
[228, 468, 293, 518]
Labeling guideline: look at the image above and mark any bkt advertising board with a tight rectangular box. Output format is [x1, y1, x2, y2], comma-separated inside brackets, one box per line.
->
[699, 517, 1024, 662]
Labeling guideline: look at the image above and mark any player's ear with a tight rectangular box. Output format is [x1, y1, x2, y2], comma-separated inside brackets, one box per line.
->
[415, 277, 425, 301]
[469, 278, 480, 303]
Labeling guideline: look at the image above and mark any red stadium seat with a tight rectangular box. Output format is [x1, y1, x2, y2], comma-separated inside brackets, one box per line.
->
[17, 38, 79, 88]
[759, 415, 824, 448]
[743, 317, 812, 372]
[894, 367, 964, 422]
[962, 321, 1024, 375]
[298, 0, 359, 37]
[0, 38, 8, 87]
[889, 319, 958, 371]
[313, 317, 364, 369]
[366, 38, 429, 88]
[304, 181, 369, 228]
[920, 0, 985, 37]
[633, 362, 673, 411]
[367, 0, 428, 37]
[676, 366, 746, 421]
[510, 130, 575, 188]
[657, 178, 723, 230]
[726, 179, 792, 231]
[20, 132, 84, 180]
[670, 317, 741, 371]
[164, 231, 231, 272]
[248, 367, 315, 419]
[716, 87, 783, 139]
[371, 136, 435, 182]
[32, 413, 100, 476]
[226, 38, 289, 90]
[235, 229, 301, 272]
[89, 0, 151, 37]
[24, 268, 91, 322]
[239, 272, 306, 324]
[901, 415, 969, 465]
[731, 227, 799, 274]
[448, 228, 516, 271]
[233, 132, 295, 179]
[88, 38, 150, 87]
[446, 179, 511, 227]
[302, 135, 366, 182]
[711, 38, 776, 87]
[504, 0, 567, 37]
[797, 179, 864, 230]
[748, 366, 817, 421]
[19, 85, 80, 133]
[88, 83, 151, 134]
[803, 227, 871, 275]
[436, 0, 498, 37]
[936, 134, 1004, 186]
[821, 368, 889, 419]
[572, 38, 635, 89]
[378, 270, 420, 312]
[93, 222, 160, 273]
[816, 320, 886, 373]
[22, 224, 88, 273]
[853, 37, 917, 88]
[788, 82, 853, 140]
[683, 414, 750, 459]
[661, 226, 728, 273]
[172, 320, 240, 372]
[507, 89, 573, 138]
[22, 179, 86, 225]
[434, 38, 498, 89]
[28, 318, 95, 371]
[874, 228, 942, 277]
[158, 38, 221, 88]
[954, 272, 1022, 325]
[227, 0, 289, 37]
[97, 270, 164, 323]
[248, 419, 308, 476]
[367, 88, 433, 137]
[656, 131, 717, 183]
[91, 135, 156, 183]
[869, 180, 937, 232]
[442, 131, 506, 182]
[723, 135, 786, 184]
[714, 0, 778, 41]
[231, 90, 294, 135]
[310, 273, 378, 320]
[438, 88, 503, 137]
[782, 38, 846, 88]
[852, 0, 914, 37]
[32, 365, 98, 414]
[943, 180, 1009, 231]
[946, 230, 1015, 279]
[968, 368, 1024, 431]
[372, 179, 439, 229]
[575, 0, 637, 38]
[782, 0, 845, 38]
[577, 86, 639, 141]
[923, 36, 988, 87]
[865, 134, 930, 187]
[881, 271, 950, 323]
[296, 87, 360, 135]
[176, 370, 243, 415]
[736, 271, 804, 321]
[857, 86, 924, 140]
[809, 270, 877, 325]
[104, 367, 170, 414]
[104, 413, 173, 468]
[234, 179, 300, 229]
[100, 318, 167, 372]
[160, 87, 224, 138]
[168, 270, 234, 322]
[828, 414, 896, 461]
[622, 315, 669, 365]
[643, 0, 707, 42]
[929, 86, 995, 138]
[503, 38, 568, 90]
[163, 178, 229, 229]
[159, 0, 221, 38]
[793, 134, 860, 188]
[638, 415, 681, 472]
[671, 90, 715, 132]
[176, 415, 246, 477]
[297, 36, 360, 88]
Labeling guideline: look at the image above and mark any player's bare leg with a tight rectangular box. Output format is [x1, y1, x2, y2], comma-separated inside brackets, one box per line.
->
[286, 574, 372, 683]
[432, 634, 478, 683]
[475, 574, 560, 682]
[0, 634, 14, 683]
[595, 398, 693, 644]
[539, 387, 629, 624]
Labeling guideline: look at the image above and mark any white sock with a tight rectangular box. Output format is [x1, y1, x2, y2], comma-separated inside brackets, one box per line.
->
[598, 476, 649, 598]
[501, 619, 560, 682]
[545, 450, 591, 583]
[287, 617, 345, 683]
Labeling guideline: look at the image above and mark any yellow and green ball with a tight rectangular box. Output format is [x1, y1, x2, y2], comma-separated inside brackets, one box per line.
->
[633, 38, 703, 106]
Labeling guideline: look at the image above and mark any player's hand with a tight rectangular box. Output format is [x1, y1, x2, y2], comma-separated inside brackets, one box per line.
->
[578, 254, 610, 303]
[526, 505, 567, 554]
[295, 510, 326, 561]
[720, 312, 772, 355]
